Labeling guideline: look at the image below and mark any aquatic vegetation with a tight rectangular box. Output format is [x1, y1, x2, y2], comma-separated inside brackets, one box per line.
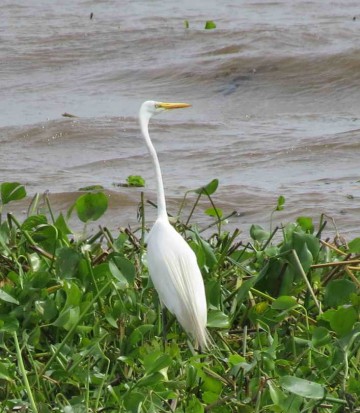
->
[1, 181, 360, 412]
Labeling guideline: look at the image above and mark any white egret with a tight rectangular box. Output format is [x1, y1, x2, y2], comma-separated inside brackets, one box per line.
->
[139, 100, 208, 349]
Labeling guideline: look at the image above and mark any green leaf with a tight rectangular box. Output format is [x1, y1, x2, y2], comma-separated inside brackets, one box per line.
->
[279, 375, 325, 399]
[0, 182, 26, 204]
[204, 20, 216, 30]
[53, 306, 80, 330]
[0, 289, 19, 305]
[250, 224, 270, 242]
[194, 179, 219, 195]
[56, 247, 81, 279]
[55, 212, 73, 235]
[32, 224, 58, 253]
[207, 310, 230, 328]
[311, 327, 331, 348]
[78, 184, 105, 191]
[324, 279, 357, 308]
[21, 214, 48, 231]
[204, 207, 223, 218]
[126, 175, 145, 187]
[0, 362, 13, 381]
[75, 192, 108, 222]
[348, 237, 360, 253]
[184, 20, 189, 29]
[202, 391, 218, 404]
[276, 195, 285, 211]
[272, 296, 298, 311]
[0, 315, 19, 333]
[186, 396, 204, 413]
[0, 182, 26, 205]
[329, 306, 357, 336]
[296, 216, 314, 233]
[109, 260, 129, 289]
[143, 351, 172, 374]
[110, 254, 136, 284]
[128, 325, 154, 346]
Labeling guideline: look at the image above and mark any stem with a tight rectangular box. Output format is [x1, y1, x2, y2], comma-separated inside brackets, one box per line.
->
[291, 249, 322, 314]
[13, 332, 39, 413]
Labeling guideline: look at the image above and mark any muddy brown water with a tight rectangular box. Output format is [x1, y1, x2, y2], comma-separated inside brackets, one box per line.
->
[1, 1, 360, 240]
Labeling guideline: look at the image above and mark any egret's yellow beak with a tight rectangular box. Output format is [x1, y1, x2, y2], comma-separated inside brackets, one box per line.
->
[158, 102, 191, 110]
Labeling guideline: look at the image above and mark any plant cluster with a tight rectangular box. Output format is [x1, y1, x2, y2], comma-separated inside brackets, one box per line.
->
[1, 181, 360, 413]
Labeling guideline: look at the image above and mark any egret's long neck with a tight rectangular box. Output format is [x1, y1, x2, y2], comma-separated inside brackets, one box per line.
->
[140, 115, 168, 220]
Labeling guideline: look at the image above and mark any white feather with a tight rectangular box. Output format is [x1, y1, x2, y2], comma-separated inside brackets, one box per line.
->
[147, 217, 208, 348]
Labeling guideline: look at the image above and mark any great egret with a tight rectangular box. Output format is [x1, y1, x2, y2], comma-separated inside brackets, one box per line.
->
[139, 100, 208, 349]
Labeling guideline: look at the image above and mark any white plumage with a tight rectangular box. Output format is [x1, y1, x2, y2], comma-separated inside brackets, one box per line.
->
[139, 100, 208, 349]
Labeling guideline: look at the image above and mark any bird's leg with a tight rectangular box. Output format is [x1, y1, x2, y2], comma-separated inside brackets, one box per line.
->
[162, 308, 168, 349]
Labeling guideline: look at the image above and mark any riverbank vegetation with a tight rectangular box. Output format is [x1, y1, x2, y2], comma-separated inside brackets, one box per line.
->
[1, 181, 360, 413]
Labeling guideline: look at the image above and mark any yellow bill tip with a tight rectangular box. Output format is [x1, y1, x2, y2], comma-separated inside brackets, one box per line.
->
[158, 102, 191, 110]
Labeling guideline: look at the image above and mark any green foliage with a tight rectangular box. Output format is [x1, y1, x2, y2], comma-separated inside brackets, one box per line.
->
[0, 182, 26, 205]
[126, 175, 145, 187]
[74, 191, 108, 222]
[1, 182, 360, 412]
[204, 20, 216, 30]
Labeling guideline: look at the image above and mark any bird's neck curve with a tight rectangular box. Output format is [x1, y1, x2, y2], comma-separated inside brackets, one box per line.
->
[140, 114, 168, 221]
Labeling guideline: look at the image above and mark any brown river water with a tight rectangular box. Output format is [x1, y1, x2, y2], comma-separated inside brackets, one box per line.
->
[1, 1, 360, 239]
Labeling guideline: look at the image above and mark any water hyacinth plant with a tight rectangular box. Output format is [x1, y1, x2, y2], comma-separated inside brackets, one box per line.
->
[1, 180, 360, 412]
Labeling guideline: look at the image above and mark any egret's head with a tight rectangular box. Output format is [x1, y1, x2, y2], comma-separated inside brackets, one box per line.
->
[140, 100, 191, 122]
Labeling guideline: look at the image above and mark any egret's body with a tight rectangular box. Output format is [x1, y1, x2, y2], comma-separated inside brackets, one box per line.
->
[139, 100, 208, 349]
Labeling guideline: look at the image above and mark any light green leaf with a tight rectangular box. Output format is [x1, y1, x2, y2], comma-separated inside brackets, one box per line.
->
[348, 237, 360, 253]
[272, 296, 298, 311]
[0, 289, 19, 305]
[207, 310, 230, 328]
[204, 207, 223, 218]
[204, 20, 216, 30]
[250, 224, 270, 242]
[126, 175, 145, 187]
[280, 375, 325, 399]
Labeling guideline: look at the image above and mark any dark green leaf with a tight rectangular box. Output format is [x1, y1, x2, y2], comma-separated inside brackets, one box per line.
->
[311, 327, 331, 348]
[32, 224, 59, 253]
[329, 306, 357, 336]
[0, 315, 19, 333]
[75, 192, 108, 222]
[56, 247, 81, 279]
[194, 179, 219, 195]
[324, 279, 357, 307]
[78, 184, 105, 191]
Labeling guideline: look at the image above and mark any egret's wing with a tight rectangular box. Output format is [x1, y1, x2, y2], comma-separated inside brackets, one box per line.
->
[147, 219, 208, 347]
